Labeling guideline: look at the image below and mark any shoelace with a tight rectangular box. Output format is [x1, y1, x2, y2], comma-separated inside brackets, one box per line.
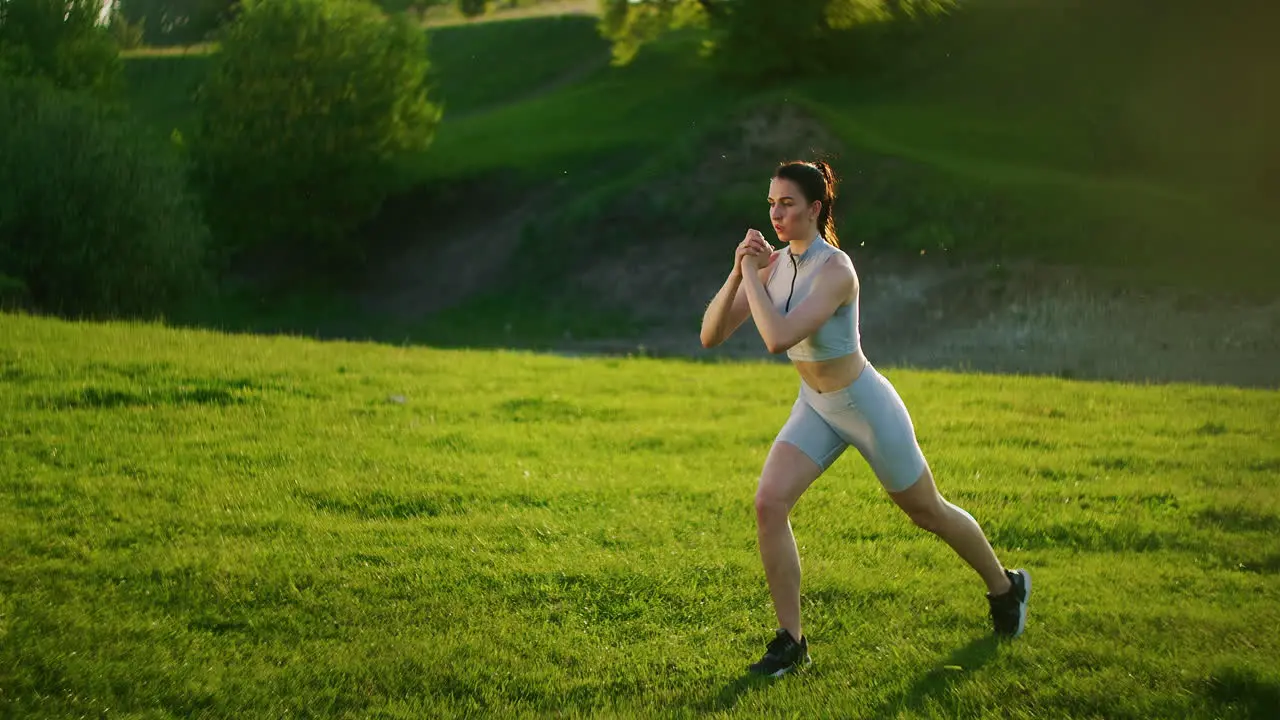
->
[766, 633, 794, 656]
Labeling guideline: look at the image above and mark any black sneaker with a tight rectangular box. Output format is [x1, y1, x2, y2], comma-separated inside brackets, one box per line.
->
[748, 628, 811, 677]
[988, 568, 1031, 637]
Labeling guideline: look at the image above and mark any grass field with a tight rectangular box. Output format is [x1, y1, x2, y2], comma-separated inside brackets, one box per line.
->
[3, 312, 1279, 718]
[425, 12, 609, 118]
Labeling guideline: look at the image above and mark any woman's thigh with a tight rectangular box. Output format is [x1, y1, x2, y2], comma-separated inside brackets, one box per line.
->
[761, 398, 845, 508]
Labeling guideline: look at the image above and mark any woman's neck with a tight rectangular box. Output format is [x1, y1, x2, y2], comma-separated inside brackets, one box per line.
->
[787, 230, 821, 256]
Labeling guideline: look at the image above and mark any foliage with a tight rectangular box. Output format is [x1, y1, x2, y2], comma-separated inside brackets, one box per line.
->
[0, 78, 212, 317]
[106, 4, 145, 48]
[116, 1, 1278, 298]
[115, 0, 238, 46]
[597, 0, 707, 66]
[0, 0, 122, 97]
[191, 0, 441, 274]
[375, 0, 447, 16]
[596, 0, 957, 78]
[457, 0, 485, 18]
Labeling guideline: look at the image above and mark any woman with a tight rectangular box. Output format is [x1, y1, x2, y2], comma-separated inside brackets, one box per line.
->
[699, 160, 1030, 677]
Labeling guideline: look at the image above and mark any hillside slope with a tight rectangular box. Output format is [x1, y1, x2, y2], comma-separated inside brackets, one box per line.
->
[117, 4, 1279, 386]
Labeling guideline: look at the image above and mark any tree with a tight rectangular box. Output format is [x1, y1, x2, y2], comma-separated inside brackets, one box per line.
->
[0, 0, 122, 97]
[191, 0, 441, 275]
[0, 78, 212, 317]
[115, 0, 240, 46]
[597, 0, 957, 77]
[376, 0, 447, 17]
[457, 0, 484, 17]
[597, 0, 708, 66]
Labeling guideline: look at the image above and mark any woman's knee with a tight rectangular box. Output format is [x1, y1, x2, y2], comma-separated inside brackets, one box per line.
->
[753, 441, 823, 527]
[905, 500, 947, 534]
[754, 487, 790, 526]
[890, 467, 949, 534]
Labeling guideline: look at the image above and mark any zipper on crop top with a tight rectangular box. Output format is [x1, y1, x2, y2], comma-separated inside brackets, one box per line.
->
[785, 254, 799, 312]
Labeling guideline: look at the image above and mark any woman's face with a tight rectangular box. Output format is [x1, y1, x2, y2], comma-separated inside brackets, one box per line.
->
[767, 178, 820, 243]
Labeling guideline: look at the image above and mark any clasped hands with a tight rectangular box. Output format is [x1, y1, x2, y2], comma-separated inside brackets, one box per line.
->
[734, 229, 775, 276]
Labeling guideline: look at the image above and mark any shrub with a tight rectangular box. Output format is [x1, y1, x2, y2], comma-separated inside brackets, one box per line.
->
[0, 0, 122, 97]
[191, 0, 441, 275]
[106, 6, 144, 49]
[457, 0, 485, 17]
[597, 0, 957, 81]
[0, 79, 212, 317]
[115, 0, 238, 47]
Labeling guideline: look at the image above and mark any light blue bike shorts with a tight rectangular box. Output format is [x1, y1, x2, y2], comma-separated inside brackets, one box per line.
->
[774, 363, 927, 493]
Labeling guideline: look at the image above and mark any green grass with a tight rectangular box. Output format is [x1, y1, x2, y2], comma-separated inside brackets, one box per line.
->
[406, 31, 730, 183]
[117, 14, 609, 142]
[3, 312, 1280, 718]
[804, 93, 1279, 290]
[163, 283, 649, 351]
[427, 14, 610, 118]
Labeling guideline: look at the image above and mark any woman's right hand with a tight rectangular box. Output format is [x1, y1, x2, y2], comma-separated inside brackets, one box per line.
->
[733, 230, 774, 278]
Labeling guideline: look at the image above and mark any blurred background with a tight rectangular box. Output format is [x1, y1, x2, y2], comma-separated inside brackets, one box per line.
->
[2, 0, 1277, 385]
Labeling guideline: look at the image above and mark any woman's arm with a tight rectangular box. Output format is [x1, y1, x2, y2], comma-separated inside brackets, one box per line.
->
[741, 255, 854, 355]
[700, 258, 778, 348]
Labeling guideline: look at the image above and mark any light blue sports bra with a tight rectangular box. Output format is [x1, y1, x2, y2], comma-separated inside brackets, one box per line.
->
[764, 236, 861, 362]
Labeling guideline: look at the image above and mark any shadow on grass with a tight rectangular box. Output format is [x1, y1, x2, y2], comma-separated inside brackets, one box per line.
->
[703, 634, 1003, 714]
[704, 670, 778, 713]
[1201, 665, 1280, 720]
[875, 634, 1003, 717]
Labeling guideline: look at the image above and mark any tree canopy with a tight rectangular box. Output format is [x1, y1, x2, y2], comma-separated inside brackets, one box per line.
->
[597, 0, 958, 76]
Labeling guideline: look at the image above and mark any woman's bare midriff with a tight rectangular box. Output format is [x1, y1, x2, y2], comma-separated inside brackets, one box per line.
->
[793, 349, 869, 394]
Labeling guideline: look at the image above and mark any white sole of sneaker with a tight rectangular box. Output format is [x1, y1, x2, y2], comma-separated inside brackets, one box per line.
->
[769, 656, 812, 678]
[1014, 569, 1031, 637]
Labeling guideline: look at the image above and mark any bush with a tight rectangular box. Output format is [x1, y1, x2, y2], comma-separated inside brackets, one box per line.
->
[713, 0, 828, 79]
[0, 272, 29, 310]
[597, 0, 957, 82]
[192, 0, 441, 275]
[107, 6, 145, 49]
[0, 79, 212, 317]
[115, 0, 237, 47]
[0, 0, 122, 97]
[457, 0, 486, 17]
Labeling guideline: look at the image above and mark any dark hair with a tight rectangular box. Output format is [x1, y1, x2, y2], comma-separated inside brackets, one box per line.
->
[774, 160, 839, 247]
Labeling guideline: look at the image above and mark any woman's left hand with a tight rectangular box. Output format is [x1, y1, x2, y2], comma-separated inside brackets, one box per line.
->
[738, 230, 774, 272]
[740, 246, 772, 271]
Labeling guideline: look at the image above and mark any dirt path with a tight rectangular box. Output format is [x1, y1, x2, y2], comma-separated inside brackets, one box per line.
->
[446, 53, 611, 123]
[421, 0, 597, 29]
[365, 220, 1280, 389]
[554, 257, 1280, 389]
[360, 184, 556, 320]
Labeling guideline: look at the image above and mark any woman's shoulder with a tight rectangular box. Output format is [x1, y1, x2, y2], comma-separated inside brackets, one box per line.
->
[819, 247, 855, 273]
[818, 249, 858, 292]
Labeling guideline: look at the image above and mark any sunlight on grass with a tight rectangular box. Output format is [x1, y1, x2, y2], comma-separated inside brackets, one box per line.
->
[2, 312, 1279, 718]
[422, 0, 598, 28]
[121, 43, 219, 58]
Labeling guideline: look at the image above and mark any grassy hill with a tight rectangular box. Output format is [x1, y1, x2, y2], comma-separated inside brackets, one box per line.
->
[2, 311, 1279, 717]
[117, 1, 1279, 348]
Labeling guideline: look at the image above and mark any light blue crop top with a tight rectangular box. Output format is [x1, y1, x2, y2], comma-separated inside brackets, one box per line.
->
[764, 236, 860, 362]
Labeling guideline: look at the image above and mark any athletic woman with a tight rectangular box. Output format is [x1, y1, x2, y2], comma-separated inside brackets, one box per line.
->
[699, 160, 1030, 677]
